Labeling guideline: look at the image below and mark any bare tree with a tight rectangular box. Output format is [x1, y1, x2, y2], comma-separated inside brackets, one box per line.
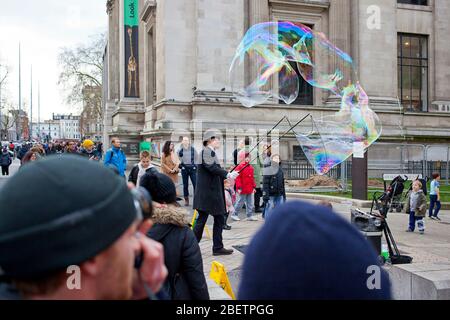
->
[58, 33, 106, 119]
[0, 59, 10, 140]
[0, 106, 18, 140]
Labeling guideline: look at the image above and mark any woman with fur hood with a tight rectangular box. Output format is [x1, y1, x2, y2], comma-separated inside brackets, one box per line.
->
[140, 171, 209, 300]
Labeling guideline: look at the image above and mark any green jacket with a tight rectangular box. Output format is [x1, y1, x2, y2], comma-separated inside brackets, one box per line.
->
[405, 190, 427, 217]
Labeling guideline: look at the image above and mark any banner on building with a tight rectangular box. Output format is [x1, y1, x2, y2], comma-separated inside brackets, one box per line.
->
[124, 0, 140, 97]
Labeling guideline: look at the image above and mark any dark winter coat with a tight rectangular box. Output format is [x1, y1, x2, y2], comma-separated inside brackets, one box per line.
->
[17, 146, 29, 160]
[147, 205, 209, 300]
[128, 165, 157, 185]
[193, 147, 228, 216]
[0, 151, 12, 167]
[262, 162, 286, 200]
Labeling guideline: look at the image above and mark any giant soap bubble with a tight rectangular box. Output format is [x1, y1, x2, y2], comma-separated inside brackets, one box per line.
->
[230, 22, 382, 175]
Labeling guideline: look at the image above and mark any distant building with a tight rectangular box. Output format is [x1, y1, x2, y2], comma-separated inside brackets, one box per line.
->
[31, 120, 61, 142]
[52, 114, 81, 140]
[8, 109, 29, 141]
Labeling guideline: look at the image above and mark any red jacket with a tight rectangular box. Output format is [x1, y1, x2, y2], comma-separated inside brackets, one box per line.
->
[235, 161, 256, 194]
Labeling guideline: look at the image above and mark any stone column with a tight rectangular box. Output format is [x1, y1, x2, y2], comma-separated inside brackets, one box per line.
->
[352, 0, 398, 110]
[329, 0, 352, 83]
[111, 0, 145, 166]
[247, 0, 270, 95]
[103, 0, 120, 146]
[248, 0, 269, 26]
[434, 0, 450, 103]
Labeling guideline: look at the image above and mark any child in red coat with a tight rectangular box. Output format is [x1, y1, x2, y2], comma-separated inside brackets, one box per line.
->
[232, 152, 257, 221]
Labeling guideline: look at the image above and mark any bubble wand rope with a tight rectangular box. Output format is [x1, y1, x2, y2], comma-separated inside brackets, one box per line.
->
[232, 113, 311, 174]
[227, 115, 288, 173]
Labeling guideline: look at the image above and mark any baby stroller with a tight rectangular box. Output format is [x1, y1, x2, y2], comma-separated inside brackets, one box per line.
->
[378, 175, 408, 213]
[369, 191, 413, 265]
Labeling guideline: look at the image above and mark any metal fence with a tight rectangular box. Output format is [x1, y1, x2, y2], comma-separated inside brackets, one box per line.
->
[282, 161, 352, 181]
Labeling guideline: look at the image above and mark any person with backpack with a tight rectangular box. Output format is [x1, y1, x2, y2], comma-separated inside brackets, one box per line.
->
[1, 146, 13, 176]
[262, 154, 286, 220]
[140, 171, 209, 300]
[17, 143, 30, 164]
[104, 138, 127, 177]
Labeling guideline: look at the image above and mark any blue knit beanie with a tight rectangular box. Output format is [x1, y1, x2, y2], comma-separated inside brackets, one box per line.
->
[239, 201, 391, 300]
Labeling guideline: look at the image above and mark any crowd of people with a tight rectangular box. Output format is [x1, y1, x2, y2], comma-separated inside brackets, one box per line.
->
[0, 140, 104, 169]
[0, 133, 394, 300]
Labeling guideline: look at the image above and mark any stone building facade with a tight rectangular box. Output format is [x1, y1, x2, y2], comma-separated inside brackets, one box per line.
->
[103, 0, 450, 167]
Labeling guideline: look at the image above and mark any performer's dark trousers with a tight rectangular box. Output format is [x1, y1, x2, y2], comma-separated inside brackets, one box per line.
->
[193, 210, 225, 252]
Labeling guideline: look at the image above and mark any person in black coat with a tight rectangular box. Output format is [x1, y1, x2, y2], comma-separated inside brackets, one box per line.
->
[1, 147, 13, 176]
[140, 171, 209, 300]
[262, 154, 286, 220]
[193, 131, 238, 256]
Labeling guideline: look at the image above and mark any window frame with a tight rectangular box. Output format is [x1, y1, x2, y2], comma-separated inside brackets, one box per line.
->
[397, 0, 428, 6]
[398, 33, 429, 113]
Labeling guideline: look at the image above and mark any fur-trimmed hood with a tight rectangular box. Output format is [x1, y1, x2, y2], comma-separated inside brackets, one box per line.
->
[152, 204, 190, 227]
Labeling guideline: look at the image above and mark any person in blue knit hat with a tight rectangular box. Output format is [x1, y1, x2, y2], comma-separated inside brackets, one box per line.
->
[239, 201, 391, 300]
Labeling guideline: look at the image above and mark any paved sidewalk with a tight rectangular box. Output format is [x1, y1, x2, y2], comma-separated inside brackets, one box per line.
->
[191, 197, 450, 299]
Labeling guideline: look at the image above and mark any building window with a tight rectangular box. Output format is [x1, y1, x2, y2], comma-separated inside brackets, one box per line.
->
[293, 146, 307, 161]
[398, 33, 428, 112]
[279, 22, 314, 106]
[397, 0, 428, 5]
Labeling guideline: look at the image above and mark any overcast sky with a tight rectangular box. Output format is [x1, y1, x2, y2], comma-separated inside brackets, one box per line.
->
[0, 0, 107, 121]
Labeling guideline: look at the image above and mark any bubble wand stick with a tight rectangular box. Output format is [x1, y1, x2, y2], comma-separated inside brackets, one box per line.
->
[232, 114, 311, 174]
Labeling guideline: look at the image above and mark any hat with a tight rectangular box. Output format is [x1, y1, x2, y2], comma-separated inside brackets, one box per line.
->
[0, 155, 137, 279]
[140, 171, 177, 204]
[202, 130, 219, 146]
[238, 201, 391, 300]
[82, 139, 94, 148]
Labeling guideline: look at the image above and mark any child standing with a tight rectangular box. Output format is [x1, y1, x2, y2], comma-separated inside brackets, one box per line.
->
[232, 152, 257, 221]
[429, 173, 441, 221]
[224, 179, 236, 230]
[405, 180, 427, 235]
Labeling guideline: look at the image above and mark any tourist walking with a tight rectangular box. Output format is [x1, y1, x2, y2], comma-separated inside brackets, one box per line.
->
[104, 138, 127, 177]
[429, 173, 441, 221]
